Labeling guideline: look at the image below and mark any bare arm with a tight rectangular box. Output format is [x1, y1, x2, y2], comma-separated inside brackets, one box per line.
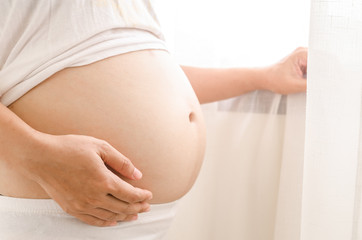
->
[182, 47, 308, 104]
[0, 103, 152, 227]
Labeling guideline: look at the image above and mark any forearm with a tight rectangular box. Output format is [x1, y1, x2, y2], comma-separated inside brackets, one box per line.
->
[0, 103, 42, 167]
[181, 65, 269, 104]
[181, 48, 308, 104]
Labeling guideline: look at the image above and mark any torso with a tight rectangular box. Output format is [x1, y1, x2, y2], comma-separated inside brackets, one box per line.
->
[0, 50, 206, 203]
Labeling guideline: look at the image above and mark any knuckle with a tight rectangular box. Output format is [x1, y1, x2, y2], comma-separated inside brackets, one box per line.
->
[120, 158, 132, 172]
[99, 140, 111, 151]
[85, 135, 97, 143]
[96, 140, 112, 159]
[128, 192, 142, 203]
[102, 178, 116, 192]
[71, 200, 90, 212]
[86, 197, 101, 206]
[296, 46, 307, 53]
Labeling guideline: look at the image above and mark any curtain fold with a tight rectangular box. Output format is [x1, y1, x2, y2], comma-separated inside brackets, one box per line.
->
[274, 94, 306, 240]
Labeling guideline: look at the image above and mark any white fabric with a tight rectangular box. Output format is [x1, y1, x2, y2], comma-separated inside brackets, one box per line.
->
[301, 0, 362, 239]
[0, 0, 166, 106]
[0, 196, 178, 240]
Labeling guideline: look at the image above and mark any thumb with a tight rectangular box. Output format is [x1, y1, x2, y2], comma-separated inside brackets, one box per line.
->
[100, 143, 143, 180]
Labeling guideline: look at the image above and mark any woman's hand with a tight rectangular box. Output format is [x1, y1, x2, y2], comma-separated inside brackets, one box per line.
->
[20, 133, 153, 227]
[262, 47, 308, 94]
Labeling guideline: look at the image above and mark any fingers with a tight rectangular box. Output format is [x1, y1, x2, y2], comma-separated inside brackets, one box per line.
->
[74, 213, 117, 227]
[99, 141, 143, 180]
[106, 175, 153, 203]
[96, 140, 152, 202]
[99, 194, 151, 215]
[86, 208, 139, 222]
[296, 48, 308, 91]
[294, 46, 308, 56]
[288, 68, 307, 93]
[68, 200, 148, 227]
[59, 189, 151, 227]
[295, 47, 308, 75]
[289, 47, 308, 93]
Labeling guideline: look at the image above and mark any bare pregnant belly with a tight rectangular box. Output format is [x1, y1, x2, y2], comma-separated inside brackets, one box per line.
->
[0, 50, 206, 203]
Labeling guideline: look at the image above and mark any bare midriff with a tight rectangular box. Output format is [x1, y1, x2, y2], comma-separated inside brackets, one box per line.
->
[0, 50, 206, 204]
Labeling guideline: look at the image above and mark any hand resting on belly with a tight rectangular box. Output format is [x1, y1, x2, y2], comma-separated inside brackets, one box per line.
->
[0, 50, 206, 226]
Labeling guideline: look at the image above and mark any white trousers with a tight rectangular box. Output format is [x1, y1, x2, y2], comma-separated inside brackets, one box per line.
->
[0, 196, 178, 240]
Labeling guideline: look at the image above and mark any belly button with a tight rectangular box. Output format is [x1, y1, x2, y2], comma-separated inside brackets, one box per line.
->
[189, 112, 196, 122]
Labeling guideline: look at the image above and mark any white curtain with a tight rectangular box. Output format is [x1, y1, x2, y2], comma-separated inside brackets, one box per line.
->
[151, 0, 362, 239]
[301, 0, 362, 239]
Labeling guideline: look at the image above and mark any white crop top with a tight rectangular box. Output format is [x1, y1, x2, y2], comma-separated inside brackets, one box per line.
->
[0, 0, 167, 106]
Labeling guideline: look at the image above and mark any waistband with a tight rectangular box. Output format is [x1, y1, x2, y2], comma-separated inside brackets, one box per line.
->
[0, 195, 179, 239]
[0, 195, 65, 215]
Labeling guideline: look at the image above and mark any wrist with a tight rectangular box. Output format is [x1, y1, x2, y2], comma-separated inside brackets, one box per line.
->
[8, 128, 54, 179]
[225, 67, 272, 97]
[256, 66, 273, 91]
[243, 67, 271, 91]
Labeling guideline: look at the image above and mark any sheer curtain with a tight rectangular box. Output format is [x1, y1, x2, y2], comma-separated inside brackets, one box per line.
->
[302, 0, 362, 239]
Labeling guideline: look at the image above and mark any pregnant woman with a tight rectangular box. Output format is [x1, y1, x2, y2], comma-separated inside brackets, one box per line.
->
[0, 0, 307, 239]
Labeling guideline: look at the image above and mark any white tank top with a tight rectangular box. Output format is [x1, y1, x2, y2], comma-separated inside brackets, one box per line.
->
[0, 0, 166, 106]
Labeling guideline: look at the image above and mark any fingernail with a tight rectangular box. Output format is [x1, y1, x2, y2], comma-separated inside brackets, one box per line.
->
[131, 215, 138, 221]
[133, 168, 142, 180]
[109, 221, 117, 226]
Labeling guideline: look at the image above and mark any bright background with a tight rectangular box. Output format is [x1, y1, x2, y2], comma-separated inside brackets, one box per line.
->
[153, 0, 310, 68]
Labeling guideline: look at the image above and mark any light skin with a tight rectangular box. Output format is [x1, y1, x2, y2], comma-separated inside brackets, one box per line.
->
[0, 47, 307, 227]
[182, 47, 307, 103]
